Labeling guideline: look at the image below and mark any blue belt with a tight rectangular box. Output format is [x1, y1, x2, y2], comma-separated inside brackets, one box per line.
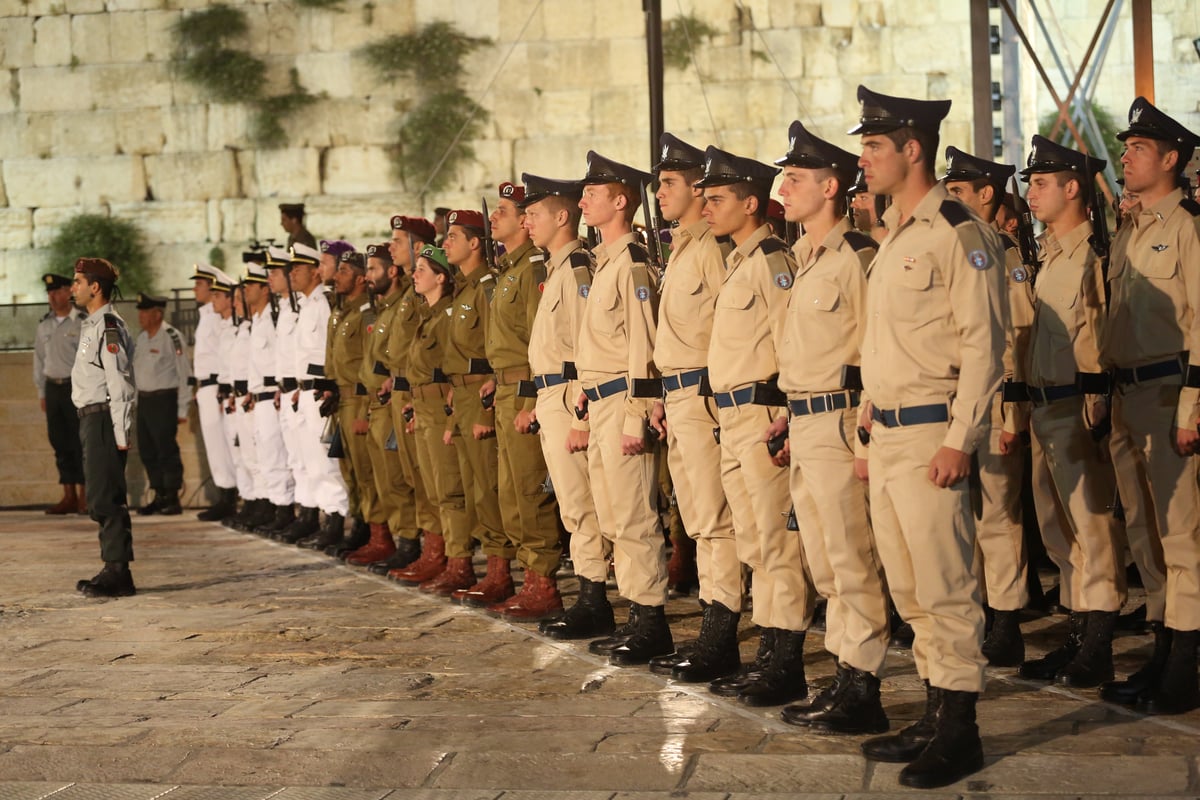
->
[662, 368, 708, 393]
[583, 377, 628, 402]
[1028, 384, 1079, 406]
[870, 403, 949, 428]
[534, 373, 568, 390]
[1115, 358, 1181, 386]
[789, 391, 860, 417]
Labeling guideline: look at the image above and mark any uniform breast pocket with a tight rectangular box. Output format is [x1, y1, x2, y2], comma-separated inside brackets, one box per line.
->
[715, 284, 757, 344]
[457, 306, 481, 330]
[663, 273, 706, 327]
[589, 289, 622, 335]
[1138, 250, 1178, 281]
[800, 278, 840, 313]
[890, 261, 933, 322]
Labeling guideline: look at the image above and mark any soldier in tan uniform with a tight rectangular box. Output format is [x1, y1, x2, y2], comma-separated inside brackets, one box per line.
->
[1017, 136, 1126, 689]
[575, 152, 673, 665]
[766, 121, 891, 733]
[695, 145, 813, 707]
[642, 133, 740, 682]
[373, 215, 441, 577]
[851, 86, 1006, 789]
[942, 147, 1035, 666]
[476, 182, 565, 618]
[518, 174, 615, 640]
[1100, 99, 1200, 715]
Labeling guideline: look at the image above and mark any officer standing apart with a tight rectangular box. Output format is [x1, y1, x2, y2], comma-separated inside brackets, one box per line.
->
[132, 294, 191, 516]
[280, 203, 317, 250]
[852, 86, 1006, 789]
[1101, 98, 1200, 715]
[34, 273, 86, 515]
[70, 258, 138, 598]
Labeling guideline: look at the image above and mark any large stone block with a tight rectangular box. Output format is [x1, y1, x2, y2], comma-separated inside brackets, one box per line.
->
[114, 108, 168, 156]
[412, 0, 497, 39]
[265, 1, 307, 55]
[592, 86, 645, 135]
[1, 16, 34, 69]
[110, 200, 208, 244]
[0, 208, 32, 249]
[0, 113, 53, 159]
[0, 69, 13, 114]
[894, 25, 965, 73]
[525, 41, 610, 90]
[607, 37, 647, 87]
[820, 0, 858, 27]
[89, 62, 174, 109]
[322, 146, 394, 195]
[254, 148, 321, 198]
[64, 0, 106, 13]
[161, 105, 209, 153]
[838, 24, 890, 76]
[33, 15, 71, 67]
[295, 51, 355, 99]
[534, 89, 593, 136]
[489, 87, 539, 140]
[142, 10, 182, 63]
[450, 137, 509, 195]
[3, 157, 81, 207]
[145, 152, 240, 202]
[499, 0, 542, 42]
[298, 194, 420, 244]
[78, 155, 149, 205]
[70, 13, 112, 65]
[206, 103, 252, 150]
[32, 205, 100, 248]
[16, 66, 91, 112]
[0, 249, 50, 304]
[51, 110, 118, 157]
[218, 198, 258, 244]
[149, 242, 212, 291]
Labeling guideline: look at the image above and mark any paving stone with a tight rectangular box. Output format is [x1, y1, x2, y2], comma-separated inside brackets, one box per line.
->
[0, 783, 74, 800]
[433, 753, 683, 792]
[166, 748, 448, 789]
[686, 753, 866, 793]
[867, 754, 1190, 794]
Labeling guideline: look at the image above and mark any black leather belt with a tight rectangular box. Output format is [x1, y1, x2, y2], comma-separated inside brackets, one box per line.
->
[355, 382, 368, 396]
[392, 376, 411, 392]
[233, 380, 248, 395]
[280, 377, 298, 392]
[1000, 380, 1029, 402]
[306, 363, 324, 377]
[583, 377, 628, 402]
[1115, 358, 1182, 386]
[662, 368, 708, 393]
[138, 388, 176, 398]
[871, 403, 949, 428]
[788, 391, 860, 417]
[255, 391, 277, 401]
[534, 373, 568, 390]
[46, 376, 71, 386]
[77, 402, 109, 418]
[263, 376, 276, 386]
[1028, 384, 1079, 406]
[713, 381, 787, 410]
[300, 379, 316, 391]
[198, 376, 218, 388]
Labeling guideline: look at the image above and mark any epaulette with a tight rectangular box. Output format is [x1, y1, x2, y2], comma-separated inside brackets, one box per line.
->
[479, 271, 496, 303]
[842, 230, 879, 272]
[628, 242, 654, 303]
[715, 234, 735, 260]
[1181, 198, 1200, 242]
[759, 235, 796, 290]
[1001, 235, 1018, 251]
[939, 199, 993, 272]
[166, 326, 184, 356]
[569, 250, 593, 298]
[41, 309, 52, 322]
[529, 250, 547, 287]
[102, 312, 123, 354]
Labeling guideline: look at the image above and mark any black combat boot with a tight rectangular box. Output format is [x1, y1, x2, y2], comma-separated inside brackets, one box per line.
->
[77, 562, 137, 598]
[672, 601, 742, 683]
[1101, 622, 1170, 705]
[781, 661, 848, 725]
[157, 490, 182, 516]
[862, 680, 941, 762]
[982, 609, 1025, 667]
[541, 577, 617, 640]
[299, 512, 345, 550]
[737, 629, 807, 707]
[610, 604, 675, 666]
[327, 516, 370, 558]
[276, 506, 320, 543]
[1018, 610, 1085, 680]
[369, 536, 422, 575]
[1138, 629, 1200, 715]
[898, 689, 984, 789]
[587, 602, 642, 654]
[243, 498, 276, 531]
[711, 627, 775, 697]
[799, 665, 890, 735]
[1056, 610, 1117, 687]
[197, 487, 238, 521]
[256, 503, 295, 536]
[137, 492, 163, 516]
[649, 640, 697, 675]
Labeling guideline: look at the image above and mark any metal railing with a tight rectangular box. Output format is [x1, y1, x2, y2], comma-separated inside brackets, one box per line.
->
[0, 289, 200, 351]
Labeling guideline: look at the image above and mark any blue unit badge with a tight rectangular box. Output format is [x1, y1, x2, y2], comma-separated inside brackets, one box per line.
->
[774, 273, 792, 289]
[968, 249, 989, 270]
[1011, 266, 1028, 283]
[579, 284, 590, 298]
[635, 286, 650, 302]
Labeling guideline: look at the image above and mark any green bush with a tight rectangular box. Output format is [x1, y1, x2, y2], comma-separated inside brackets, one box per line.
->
[663, 14, 719, 71]
[47, 214, 154, 296]
[360, 21, 491, 85]
[249, 68, 319, 149]
[397, 89, 489, 192]
[176, 48, 266, 104]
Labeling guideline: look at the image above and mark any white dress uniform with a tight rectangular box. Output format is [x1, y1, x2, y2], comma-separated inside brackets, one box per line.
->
[193, 302, 237, 490]
[295, 282, 350, 516]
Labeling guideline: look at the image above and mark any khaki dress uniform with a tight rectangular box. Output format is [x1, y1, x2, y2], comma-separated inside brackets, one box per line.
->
[654, 219, 739, 610]
[444, 266, 510, 559]
[779, 219, 889, 674]
[328, 295, 379, 524]
[861, 183, 1006, 694]
[709, 223, 812, 632]
[487, 239, 561, 577]
[407, 295, 472, 558]
[1027, 221, 1125, 614]
[527, 240, 606, 584]
[384, 284, 440, 541]
[576, 230, 668, 607]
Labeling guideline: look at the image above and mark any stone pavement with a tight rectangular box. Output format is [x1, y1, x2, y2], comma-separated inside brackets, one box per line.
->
[1, 511, 1198, 800]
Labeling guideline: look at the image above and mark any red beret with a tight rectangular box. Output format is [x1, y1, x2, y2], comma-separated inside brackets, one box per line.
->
[498, 182, 525, 203]
[447, 209, 485, 231]
[74, 257, 119, 282]
[389, 214, 437, 244]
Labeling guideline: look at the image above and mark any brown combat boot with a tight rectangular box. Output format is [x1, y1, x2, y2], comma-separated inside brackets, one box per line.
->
[489, 569, 564, 620]
[390, 532, 446, 585]
[419, 556, 476, 596]
[46, 484, 77, 515]
[452, 554, 515, 606]
[667, 534, 698, 595]
[346, 523, 397, 566]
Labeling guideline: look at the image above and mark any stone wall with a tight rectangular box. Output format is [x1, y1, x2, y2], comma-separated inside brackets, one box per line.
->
[1, 0, 1197, 303]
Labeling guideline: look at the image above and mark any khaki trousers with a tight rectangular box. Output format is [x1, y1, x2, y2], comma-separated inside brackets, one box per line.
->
[451, 388, 511, 558]
[585, 389, 667, 607]
[495, 383, 560, 575]
[975, 399, 1029, 611]
[664, 384, 740, 609]
[719, 402, 813, 632]
[366, 399, 413, 538]
[1030, 397, 1126, 612]
[535, 382, 607, 583]
[1114, 380, 1200, 630]
[1108, 403, 1166, 622]
[412, 393, 474, 559]
[869, 420, 986, 693]
[389, 391, 440, 537]
[337, 394, 377, 522]
[789, 404, 889, 674]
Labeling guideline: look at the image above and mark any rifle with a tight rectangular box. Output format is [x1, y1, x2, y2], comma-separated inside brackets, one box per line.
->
[1009, 176, 1042, 281]
[784, 221, 799, 247]
[638, 180, 666, 278]
[481, 196, 497, 269]
[1086, 174, 1111, 305]
[585, 226, 598, 250]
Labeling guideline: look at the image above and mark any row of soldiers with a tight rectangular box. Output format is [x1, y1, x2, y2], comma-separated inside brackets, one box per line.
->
[174, 86, 1200, 790]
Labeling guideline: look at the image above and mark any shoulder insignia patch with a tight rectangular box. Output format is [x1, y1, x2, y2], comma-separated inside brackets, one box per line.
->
[102, 313, 122, 354]
[1011, 266, 1029, 283]
[939, 199, 993, 272]
[532, 261, 547, 287]
[166, 327, 184, 356]
[631, 261, 654, 302]
[938, 198, 972, 228]
[761, 241, 796, 291]
[968, 249, 990, 270]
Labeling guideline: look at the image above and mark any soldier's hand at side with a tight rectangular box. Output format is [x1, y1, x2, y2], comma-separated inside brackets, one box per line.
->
[928, 446, 970, 488]
[117, 445, 129, 452]
[381, 377, 394, 394]
[859, 401, 875, 434]
[855, 457, 869, 482]
[649, 402, 667, 440]
[473, 423, 494, 440]
[352, 418, 369, 435]
[515, 408, 535, 434]
[291, 390, 300, 407]
[1172, 425, 1200, 457]
[479, 379, 496, 400]
[567, 429, 589, 453]
[764, 416, 789, 467]
[442, 429, 453, 446]
[998, 430, 1020, 455]
[40, 398, 46, 413]
[621, 433, 645, 456]
[177, 417, 187, 425]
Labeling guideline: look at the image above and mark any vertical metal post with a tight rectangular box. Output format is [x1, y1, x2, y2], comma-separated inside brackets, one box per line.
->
[1000, 8, 1023, 166]
[644, 0, 665, 167]
[1131, 0, 1154, 102]
[970, 0, 993, 157]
